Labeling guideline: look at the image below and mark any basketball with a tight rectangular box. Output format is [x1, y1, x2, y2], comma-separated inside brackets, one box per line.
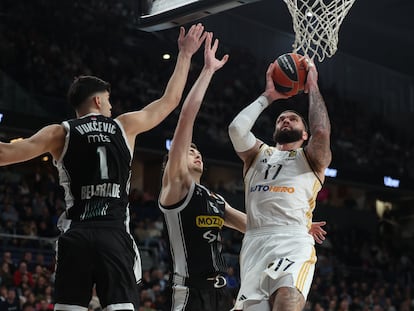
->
[272, 53, 307, 96]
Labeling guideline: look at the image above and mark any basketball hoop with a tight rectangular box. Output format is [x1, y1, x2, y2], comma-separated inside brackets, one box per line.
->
[283, 0, 356, 62]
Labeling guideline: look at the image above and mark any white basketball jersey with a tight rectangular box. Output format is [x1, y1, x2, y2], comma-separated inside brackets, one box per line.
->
[244, 144, 322, 230]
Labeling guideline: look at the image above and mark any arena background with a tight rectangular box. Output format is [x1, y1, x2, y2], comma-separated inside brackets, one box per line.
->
[1, 1, 414, 310]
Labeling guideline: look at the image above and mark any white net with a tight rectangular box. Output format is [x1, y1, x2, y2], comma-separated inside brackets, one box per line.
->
[283, 0, 356, 62]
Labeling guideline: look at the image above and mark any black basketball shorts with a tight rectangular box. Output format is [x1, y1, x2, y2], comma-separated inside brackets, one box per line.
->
[169, 278, 234, 311]
[54, 226, 141, 310]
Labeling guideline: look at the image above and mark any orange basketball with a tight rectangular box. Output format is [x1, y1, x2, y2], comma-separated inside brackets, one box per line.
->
[272, 53, 307, 97]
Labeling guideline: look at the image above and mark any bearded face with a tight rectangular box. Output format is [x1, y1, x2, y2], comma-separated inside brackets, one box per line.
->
[273, 110, 308, 145]
[273, 127, 304, 144]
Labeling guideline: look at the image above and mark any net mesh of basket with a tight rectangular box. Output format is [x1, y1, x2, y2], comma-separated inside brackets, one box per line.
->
[283, 0, 356, 62]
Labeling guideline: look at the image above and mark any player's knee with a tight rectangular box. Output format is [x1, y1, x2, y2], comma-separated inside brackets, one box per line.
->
[270, 287, 305, 311]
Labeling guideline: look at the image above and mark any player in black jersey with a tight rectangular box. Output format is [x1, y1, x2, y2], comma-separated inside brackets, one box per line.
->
[158, 34, 328, 311]
[159, 32, 246, 311]
[0, 24, 207, 311]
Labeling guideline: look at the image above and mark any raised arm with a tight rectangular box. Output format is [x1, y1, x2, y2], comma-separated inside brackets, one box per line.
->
[159, 32, 229, 206]
[303, 59, 332, 179]
[116, 24, 207, 146]
[228, 62, 289, 175]
[0, 124, 66, 166]
[224, 203, 247, 233]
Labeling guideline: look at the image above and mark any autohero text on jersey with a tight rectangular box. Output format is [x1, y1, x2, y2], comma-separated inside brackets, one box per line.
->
[81, 183, 121, 200]
[250, 184, 295, 193]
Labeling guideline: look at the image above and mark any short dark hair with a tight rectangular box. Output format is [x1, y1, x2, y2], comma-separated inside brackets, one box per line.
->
[67, 75, 111, 108]
[161, 143, 199, 173]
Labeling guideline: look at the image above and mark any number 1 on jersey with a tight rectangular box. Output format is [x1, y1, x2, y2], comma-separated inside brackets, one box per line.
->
[97, 146, 109, 179]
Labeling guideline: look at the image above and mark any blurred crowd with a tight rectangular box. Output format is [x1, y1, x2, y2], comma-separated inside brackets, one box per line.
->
[1, 1, 414, 311]
[1, 159, 414, 311]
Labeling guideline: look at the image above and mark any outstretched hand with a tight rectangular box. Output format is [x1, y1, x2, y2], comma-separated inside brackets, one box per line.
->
[203, 32, 229, 72]
[302, 56, 319, 93]
[309, 221, 327, 244]
[263, 62, 291, 102]
[178, 23, 208, 57]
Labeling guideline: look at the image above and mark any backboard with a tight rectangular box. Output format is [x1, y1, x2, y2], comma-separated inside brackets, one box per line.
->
[137, 0, 260, 32]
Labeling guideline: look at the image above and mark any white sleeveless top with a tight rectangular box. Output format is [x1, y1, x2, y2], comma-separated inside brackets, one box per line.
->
[244, 144, 322, 231]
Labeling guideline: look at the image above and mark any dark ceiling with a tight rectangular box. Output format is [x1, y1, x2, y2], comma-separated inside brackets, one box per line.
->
[220, 0, 414, 77]
[142, 0, 414, 78]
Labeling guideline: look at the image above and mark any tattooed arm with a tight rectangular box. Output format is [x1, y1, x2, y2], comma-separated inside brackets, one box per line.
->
[303, 60, 332, 180]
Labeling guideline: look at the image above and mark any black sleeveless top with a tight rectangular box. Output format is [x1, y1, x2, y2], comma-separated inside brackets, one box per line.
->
[55, 114, 132, 227]
[159, 182, 228, 280]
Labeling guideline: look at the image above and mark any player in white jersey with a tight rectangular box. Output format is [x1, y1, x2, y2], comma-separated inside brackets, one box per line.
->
[228, 57, 331, 311]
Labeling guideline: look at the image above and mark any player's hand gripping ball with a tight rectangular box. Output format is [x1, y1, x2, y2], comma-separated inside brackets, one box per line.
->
[272, 53, 308, 96]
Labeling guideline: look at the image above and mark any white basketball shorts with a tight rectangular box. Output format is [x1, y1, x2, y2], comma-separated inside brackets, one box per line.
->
[232, 226, 316, 310]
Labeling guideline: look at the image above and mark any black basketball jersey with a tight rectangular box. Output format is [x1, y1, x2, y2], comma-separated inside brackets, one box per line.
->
[55, 114, 132, 226]
[159, 182, 228, 280]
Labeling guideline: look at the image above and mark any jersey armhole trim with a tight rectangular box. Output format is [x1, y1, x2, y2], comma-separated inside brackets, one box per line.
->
[53, 121, 70, 165]
[114, 119, 133, 158]
[244, 142, 267, 180]
[159, 181, 195, 213]
[303, 147, 323, 187]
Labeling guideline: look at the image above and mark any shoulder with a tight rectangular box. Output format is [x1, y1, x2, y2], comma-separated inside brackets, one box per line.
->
[40, 124, 66, 138]
[244, 142, 269, 171]
[252, 143, 275, 166]
[115, 111, 144, 132]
